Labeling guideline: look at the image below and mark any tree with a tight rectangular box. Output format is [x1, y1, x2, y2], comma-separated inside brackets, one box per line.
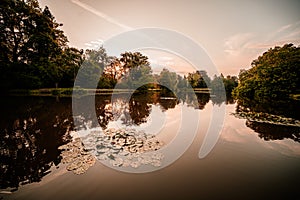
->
[157, 68, 178, 91]
[0, 0, 80, 89]
[187, 72, 200, 88]
[119, 52, 150, 72]
[222, 75, 238, 95]
[102, 51, 153, 89]
[177, 74, 188, 89]
[233, 44, 300, 102]
[76, 47, 112, 88]
[210, 74, 224, 93]
[60, 47, 84, 87]
[29, 5, 69, 88]
[119, 64, 154, 89]
[186, 70, 210, 88]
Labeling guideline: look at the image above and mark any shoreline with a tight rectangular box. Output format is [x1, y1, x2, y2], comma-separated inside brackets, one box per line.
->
[4, 88, 212, 97]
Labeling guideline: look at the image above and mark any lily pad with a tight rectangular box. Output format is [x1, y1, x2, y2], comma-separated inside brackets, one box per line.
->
[58, 138, 96, 175]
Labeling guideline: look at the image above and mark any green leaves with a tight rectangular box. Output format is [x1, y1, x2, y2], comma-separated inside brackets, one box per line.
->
[0, 0, 81, 89]
[233, 44, 300, 103]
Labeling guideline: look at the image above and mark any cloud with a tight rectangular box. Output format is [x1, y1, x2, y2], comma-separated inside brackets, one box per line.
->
[266, 21, 300, 45]
[224, 21, 300, 57]
[221, 21, 300, 74]
[148, 56, 176, 73]
[146, 54, 194, 75]
[224, 33, 256, 56]
[71, 0, 132, 30]
[155, 56, 175, 68]
[274, 24, 292, 34]
[84, 38, 105, 49]
[84, 38, 104, 49]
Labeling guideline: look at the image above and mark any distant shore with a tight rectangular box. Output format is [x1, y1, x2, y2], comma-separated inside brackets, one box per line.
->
[5, 88, 211, 97]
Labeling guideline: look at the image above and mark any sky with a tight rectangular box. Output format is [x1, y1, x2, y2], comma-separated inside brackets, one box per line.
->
[38, 0, 300, 76]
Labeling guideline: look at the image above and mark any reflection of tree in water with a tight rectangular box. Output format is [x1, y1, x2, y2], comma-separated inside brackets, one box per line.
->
[158, 98, 179, 111]
[246, 121, 300, 143]
[95, 95, 114, 129]
[0, 91, 229, 190]
[95, 93, 155, 127]
[82, 90, 232, 128]
[236, 99, 300, 120]
[225, 94, 235, 104]
[94, 91, 181, 127]
[235, 98, 300, 142]
[157, 88, 179, 111]
[0, 97, 73, 190]
[128, 93, 157, 125]
[178, 92, 209, 110]
[211, 93, 227, 106]
[195, 93, 210, 109]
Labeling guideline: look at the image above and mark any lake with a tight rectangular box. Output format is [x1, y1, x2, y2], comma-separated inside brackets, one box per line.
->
[0, 92, 299, 200]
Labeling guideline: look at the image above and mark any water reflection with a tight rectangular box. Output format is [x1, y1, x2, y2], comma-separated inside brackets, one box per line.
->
[0, 92, 234, 190]
[236, 98, 300, 120]
[235, 99, 300, 143]
[0, 97, 73, 190]
[246, 121, 300, 142]
[93, 92, 212, 129]
[0, 92, 215, 190]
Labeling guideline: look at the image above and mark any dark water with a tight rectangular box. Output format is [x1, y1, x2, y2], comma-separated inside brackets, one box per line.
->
[0, 92, 299, 199]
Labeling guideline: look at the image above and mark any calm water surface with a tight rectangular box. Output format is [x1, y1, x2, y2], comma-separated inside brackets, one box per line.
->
[0, 92, 299, 200]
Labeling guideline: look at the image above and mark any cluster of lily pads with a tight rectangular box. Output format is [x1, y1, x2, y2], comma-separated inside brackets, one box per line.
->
[233, 111, 300, 127]
[81, 128, 165, 168]
[58, 138, 96, 175]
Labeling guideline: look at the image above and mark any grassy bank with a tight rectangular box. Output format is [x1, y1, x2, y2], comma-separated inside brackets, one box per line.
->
[8, 88, 135, 97]
[6, 87, 212, 97]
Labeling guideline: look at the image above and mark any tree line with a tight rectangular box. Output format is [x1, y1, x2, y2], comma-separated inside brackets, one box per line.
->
[1, 0, 299, 104]
[0, 0, 237, 94]
[0, 0, 83, 89]
[233, 44, 300, 103]
[76, 48, 238, 93]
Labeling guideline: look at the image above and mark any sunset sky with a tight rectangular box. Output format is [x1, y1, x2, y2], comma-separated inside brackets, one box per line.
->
[38, 0, 300, 75]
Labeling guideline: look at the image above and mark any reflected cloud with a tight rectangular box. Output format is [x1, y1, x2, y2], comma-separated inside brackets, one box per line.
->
[223, 104, 300, 157]
[262, 139, 300, 157]
[228, 98, 300, 157]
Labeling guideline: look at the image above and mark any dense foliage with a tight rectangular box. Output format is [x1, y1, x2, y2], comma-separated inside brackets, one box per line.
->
[0, 0, 83, 89]
[233, 44, 300, 102]
[79, 47, 236, 93]
[0, 0, 237, 95]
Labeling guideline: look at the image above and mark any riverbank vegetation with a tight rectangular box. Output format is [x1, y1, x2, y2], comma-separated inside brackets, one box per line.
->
[1, 0, 299, 107]
[232, 44, 300, 120]
[233, 44, 300, 103]
[0, 0, 237, 95]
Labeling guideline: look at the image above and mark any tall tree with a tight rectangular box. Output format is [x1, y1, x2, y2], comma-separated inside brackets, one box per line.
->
[119, 52, 150, 72]
[60, 47, 84, 87]
[76, 47, 112, 88]
[233, 44, 300, 102]
[186, 70, 210, 88]
[101, 51, 152, 89]
[0, 0, 77, 89]
[157, 68, 178, 91]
